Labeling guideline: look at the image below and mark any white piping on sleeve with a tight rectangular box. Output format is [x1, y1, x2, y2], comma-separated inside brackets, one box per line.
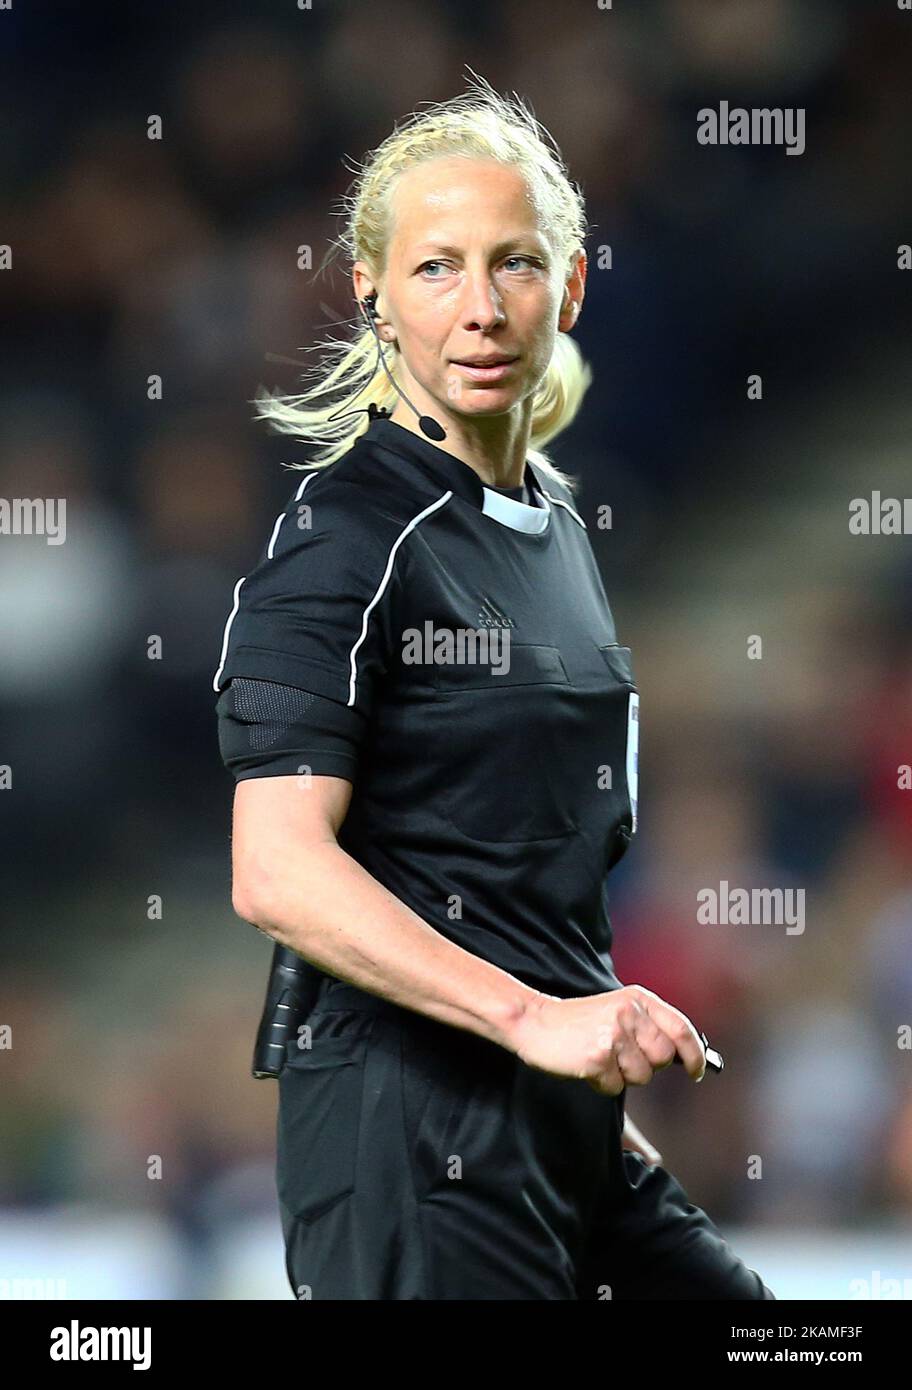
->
[541, 490, 586, 529]
[212, 575, 246, 693]
[213, 472, 320, 693]
[213, 483, 455, 702]
[267, 471, 319, 559]
[347, 490, 453, 708]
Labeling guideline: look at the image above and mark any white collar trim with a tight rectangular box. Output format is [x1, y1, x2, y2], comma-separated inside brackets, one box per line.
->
[480, 484, 552, 534]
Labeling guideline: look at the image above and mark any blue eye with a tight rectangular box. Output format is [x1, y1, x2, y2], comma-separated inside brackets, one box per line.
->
[417, 255, 542, 278]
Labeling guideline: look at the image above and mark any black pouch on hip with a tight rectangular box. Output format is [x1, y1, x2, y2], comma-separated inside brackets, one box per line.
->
[252, 942, 326, 1078]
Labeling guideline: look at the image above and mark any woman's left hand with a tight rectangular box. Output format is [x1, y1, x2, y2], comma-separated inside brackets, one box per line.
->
[622, 1112, 663, 1165]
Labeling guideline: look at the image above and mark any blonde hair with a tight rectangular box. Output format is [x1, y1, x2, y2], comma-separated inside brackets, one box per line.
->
[253, 71, 592, 492]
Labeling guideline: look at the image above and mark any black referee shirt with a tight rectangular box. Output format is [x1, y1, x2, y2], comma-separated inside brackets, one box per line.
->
[214, 416, 639, 999]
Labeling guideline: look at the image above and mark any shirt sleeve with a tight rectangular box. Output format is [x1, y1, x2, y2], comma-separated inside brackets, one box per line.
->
[217, 678, 364, 782]
[212, 479, 405, 781]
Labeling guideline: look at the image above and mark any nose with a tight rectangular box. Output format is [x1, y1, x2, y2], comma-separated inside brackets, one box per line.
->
[459, 269, 506, 333]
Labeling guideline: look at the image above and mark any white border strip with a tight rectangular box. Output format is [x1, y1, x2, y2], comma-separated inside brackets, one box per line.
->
[347, 490, 453, 707]
[267, 471, 319, 559]
[212, 575, 247, 693]
[212, 472, 320, 693]
[541, 490, 586, 529]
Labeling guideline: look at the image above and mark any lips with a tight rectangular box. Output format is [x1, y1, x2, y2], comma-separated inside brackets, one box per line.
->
[452, 355, 519, 366]
[450, 355, 520, 384]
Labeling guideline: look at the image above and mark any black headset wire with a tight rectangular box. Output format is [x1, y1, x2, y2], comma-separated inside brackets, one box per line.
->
[326, 293, 447, 442]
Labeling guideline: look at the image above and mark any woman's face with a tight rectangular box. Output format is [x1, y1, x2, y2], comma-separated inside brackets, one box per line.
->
[354, 156, 585, 427]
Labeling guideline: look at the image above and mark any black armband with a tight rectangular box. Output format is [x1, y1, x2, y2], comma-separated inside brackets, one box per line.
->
[216, 677, 364, 782]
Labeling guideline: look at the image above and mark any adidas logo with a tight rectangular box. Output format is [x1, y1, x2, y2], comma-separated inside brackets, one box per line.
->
[476, 598, 515, 629]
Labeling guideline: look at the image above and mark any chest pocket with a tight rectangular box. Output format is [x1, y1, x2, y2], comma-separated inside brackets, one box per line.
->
[598, 644, 639, 870]
[434, 643, 580, 843]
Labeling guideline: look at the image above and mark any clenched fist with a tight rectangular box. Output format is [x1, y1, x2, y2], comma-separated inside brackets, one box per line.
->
[508, 984, 707, 1096]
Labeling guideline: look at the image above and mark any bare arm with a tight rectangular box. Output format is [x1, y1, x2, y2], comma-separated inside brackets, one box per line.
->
[231, 773, 542, 1052]
[231, 774, 707, 1090]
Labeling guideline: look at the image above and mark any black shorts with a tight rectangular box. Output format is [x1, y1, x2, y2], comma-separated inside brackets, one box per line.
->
[276, 978, 776, 1300]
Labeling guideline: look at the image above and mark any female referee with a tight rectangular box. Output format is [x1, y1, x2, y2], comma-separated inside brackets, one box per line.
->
[213, 76, 776, 1301]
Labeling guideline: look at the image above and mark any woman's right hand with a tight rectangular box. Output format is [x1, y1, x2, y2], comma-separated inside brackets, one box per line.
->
[509, 984, 707, 1096]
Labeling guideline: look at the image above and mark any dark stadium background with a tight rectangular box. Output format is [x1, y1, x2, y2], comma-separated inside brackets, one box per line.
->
[1, 0, 911, 1297]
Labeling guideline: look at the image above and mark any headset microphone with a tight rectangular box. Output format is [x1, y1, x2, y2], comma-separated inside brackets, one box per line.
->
[360, 293, 447, 442]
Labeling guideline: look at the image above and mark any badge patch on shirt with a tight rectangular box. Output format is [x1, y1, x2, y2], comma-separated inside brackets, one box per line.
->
[626, 692, 639, 835]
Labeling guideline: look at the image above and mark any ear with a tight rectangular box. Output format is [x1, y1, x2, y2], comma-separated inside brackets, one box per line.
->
[558, 248, 586, 333]
[352, 261, 379, 316]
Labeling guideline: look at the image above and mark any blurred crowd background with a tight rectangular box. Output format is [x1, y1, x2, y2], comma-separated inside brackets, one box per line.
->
[2, 0, 912, 1297]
